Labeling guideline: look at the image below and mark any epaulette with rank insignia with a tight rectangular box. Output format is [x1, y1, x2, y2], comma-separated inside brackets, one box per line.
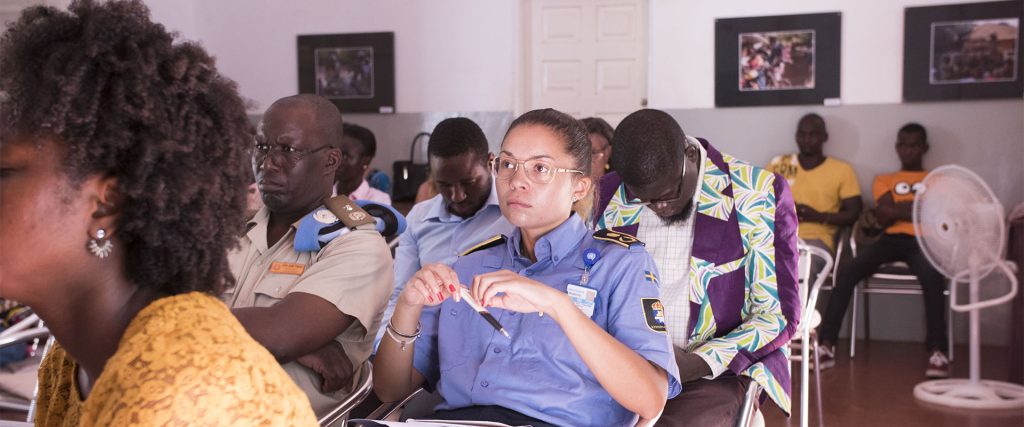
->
[592, 229, 644, 248]
[460, 234, 507, 256]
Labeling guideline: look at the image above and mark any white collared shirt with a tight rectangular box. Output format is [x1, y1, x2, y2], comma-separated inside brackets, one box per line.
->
[635, 139, 726, 378]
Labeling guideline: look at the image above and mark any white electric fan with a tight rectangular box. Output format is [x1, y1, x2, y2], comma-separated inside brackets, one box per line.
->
[911, 165, 1023, 410]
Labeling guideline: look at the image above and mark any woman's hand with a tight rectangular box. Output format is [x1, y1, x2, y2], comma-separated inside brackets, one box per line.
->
[398, 263, 461, 308]
[471, 270, 569, 318]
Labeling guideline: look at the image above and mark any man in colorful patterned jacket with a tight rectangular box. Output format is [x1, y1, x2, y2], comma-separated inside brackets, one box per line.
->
[596, 109, 800, 425]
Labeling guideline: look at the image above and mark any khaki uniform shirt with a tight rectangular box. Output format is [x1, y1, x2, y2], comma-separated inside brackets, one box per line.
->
[225, 206, 394, 415]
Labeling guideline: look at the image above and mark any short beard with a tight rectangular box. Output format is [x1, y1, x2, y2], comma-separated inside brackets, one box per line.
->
[658, 201, 695, 226]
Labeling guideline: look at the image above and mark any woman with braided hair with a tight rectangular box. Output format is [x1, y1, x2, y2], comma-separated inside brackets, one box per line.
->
[0, 1, 316, 425]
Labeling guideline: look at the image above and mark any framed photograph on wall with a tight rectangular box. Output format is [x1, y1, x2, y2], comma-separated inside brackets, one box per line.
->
[715, 13, 841, 107]
[298, 32, 395, 113]
[903, 1, 1023, 102]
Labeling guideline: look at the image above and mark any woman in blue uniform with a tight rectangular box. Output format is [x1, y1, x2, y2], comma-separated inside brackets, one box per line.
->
[375, 109, 681, 426]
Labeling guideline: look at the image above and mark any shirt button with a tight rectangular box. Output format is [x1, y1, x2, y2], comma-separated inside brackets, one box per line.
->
[493, 348, 501, 354]
[450, 309, 458, 316]
[481, 381, 489, 388]
[553, 256, 559, 262]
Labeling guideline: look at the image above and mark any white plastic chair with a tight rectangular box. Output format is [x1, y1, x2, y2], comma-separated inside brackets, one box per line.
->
[793, 242, 833, 427]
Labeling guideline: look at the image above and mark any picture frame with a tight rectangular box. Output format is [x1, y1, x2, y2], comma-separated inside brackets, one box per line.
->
[297, 32, 395, 113]
[714, 13, 841, 107]
[903, 1, 1022, 102]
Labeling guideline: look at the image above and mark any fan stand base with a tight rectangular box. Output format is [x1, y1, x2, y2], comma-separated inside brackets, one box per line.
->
[914, 379, 1024, 410]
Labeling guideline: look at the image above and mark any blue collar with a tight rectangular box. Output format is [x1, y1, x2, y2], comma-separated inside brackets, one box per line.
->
[508, 214, 588, 265]
[427, 181, 501, 222]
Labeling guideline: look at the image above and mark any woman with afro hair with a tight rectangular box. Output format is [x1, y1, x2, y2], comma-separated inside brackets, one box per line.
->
[0, 1, 317, 425]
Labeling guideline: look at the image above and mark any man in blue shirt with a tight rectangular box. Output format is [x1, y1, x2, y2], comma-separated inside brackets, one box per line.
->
[376, 117, 514, 348]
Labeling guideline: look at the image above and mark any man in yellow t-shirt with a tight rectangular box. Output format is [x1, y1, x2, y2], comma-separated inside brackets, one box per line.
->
[816, 123, 950, 379]
[768, 114, 862, 253]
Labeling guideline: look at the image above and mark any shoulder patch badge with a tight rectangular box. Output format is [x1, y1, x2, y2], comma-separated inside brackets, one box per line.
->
[460, 234, 507, 256]
[641, 298, 668, 333]
[323, 195, 376, 229]
[644, 270, 659, 285]
[593, 229, 644, 248]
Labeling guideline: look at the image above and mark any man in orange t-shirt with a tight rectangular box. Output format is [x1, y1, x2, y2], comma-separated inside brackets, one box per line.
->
[816, 123, 950, 378]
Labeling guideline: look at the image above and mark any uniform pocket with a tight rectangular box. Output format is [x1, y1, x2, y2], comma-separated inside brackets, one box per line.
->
[252, 273, 298, 306]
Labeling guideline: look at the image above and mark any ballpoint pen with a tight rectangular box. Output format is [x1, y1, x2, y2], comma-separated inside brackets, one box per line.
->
[459, 287, 511, 339]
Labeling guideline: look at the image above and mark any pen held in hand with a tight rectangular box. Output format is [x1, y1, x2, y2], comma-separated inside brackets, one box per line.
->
[459, 287, 511, 339]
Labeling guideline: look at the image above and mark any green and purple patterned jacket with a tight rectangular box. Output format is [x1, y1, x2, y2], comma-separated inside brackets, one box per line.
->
[596, 138, 800, 414]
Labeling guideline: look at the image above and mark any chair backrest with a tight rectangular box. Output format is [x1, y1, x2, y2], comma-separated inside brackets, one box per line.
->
[318, 360, 374, 427]
[796, 241, 834, 334]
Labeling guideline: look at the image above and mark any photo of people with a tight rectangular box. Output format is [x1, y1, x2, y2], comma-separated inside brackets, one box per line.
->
[315, 47, 374, 98]
[930, 18, 1018, 84]
[738, 30, 815, 91]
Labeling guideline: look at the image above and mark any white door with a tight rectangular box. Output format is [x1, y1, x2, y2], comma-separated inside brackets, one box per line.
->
[525, 0, 647, 126]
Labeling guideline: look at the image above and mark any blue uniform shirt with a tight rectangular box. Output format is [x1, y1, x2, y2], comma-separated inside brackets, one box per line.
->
[413, 214, 682, 427]
[376, 186, 513, 348]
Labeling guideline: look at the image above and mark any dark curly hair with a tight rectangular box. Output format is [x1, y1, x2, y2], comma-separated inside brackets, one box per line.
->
[0, 0, 252, 295]
[427, 117, 489, 164]
[581, 117, 614, 146]
[342, 122, 377, 158]
[612, 109, 686, 187]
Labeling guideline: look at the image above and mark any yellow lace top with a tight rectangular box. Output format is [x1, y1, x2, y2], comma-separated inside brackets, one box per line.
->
[34, 292, 318, 426]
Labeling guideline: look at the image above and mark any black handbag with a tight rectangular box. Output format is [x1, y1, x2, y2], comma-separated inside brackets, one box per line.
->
[391, 132, 431, 202]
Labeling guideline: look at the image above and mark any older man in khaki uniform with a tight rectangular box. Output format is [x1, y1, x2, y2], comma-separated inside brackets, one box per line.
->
[226, 94, 393, 415]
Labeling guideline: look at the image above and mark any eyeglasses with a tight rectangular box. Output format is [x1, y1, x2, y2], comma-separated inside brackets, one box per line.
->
[627, 162, 687, 209]
[490, 155, 583, 184]
[252, 140, 333, 166]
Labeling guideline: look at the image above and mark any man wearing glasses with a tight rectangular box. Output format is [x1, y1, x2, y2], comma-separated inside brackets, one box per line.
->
[595, 109, 800, 426]
[225, 94, 394, 415]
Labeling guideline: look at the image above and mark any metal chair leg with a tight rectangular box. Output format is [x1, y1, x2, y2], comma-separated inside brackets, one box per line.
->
[864, 292, 871, 344]
[801, 329, 810, 427]
[849, 288, 858, 358]
[812, 334, 824, 427]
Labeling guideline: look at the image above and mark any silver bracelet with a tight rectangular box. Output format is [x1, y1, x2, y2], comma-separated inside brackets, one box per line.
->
[385, 320, 421, 351]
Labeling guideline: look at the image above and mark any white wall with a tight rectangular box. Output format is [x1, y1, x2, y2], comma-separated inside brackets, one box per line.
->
[648, 0, 1015, 109]
[144, 0, 198, 41]
[148, 0, 519, 114]
[142, 1, 1021, 345]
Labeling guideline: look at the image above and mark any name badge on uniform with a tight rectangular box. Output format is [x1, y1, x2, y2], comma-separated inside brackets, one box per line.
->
[269, 261, 305, 275]
[567, 284, 597, 318]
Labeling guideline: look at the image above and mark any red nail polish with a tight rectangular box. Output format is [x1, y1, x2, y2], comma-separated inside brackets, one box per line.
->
[438, 292, 444, 300]
[428, 295, 434, 303]
[448, 284, 456, 293]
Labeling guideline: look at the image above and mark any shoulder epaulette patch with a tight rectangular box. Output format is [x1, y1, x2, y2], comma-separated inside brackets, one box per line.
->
[324, 195, 376, 229]
[593, 229, 644, 248]
[460, 234, 507, 256]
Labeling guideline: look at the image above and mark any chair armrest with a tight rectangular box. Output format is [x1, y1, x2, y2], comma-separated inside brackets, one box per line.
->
[734, 382, 764, 427]
[0, 328, 49, 349]
[318, 360, 375, 427]
[365, 387, 426, 421]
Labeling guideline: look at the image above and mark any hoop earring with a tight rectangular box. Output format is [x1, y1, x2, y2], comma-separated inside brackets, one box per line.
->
[88, 228, 114, 259]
